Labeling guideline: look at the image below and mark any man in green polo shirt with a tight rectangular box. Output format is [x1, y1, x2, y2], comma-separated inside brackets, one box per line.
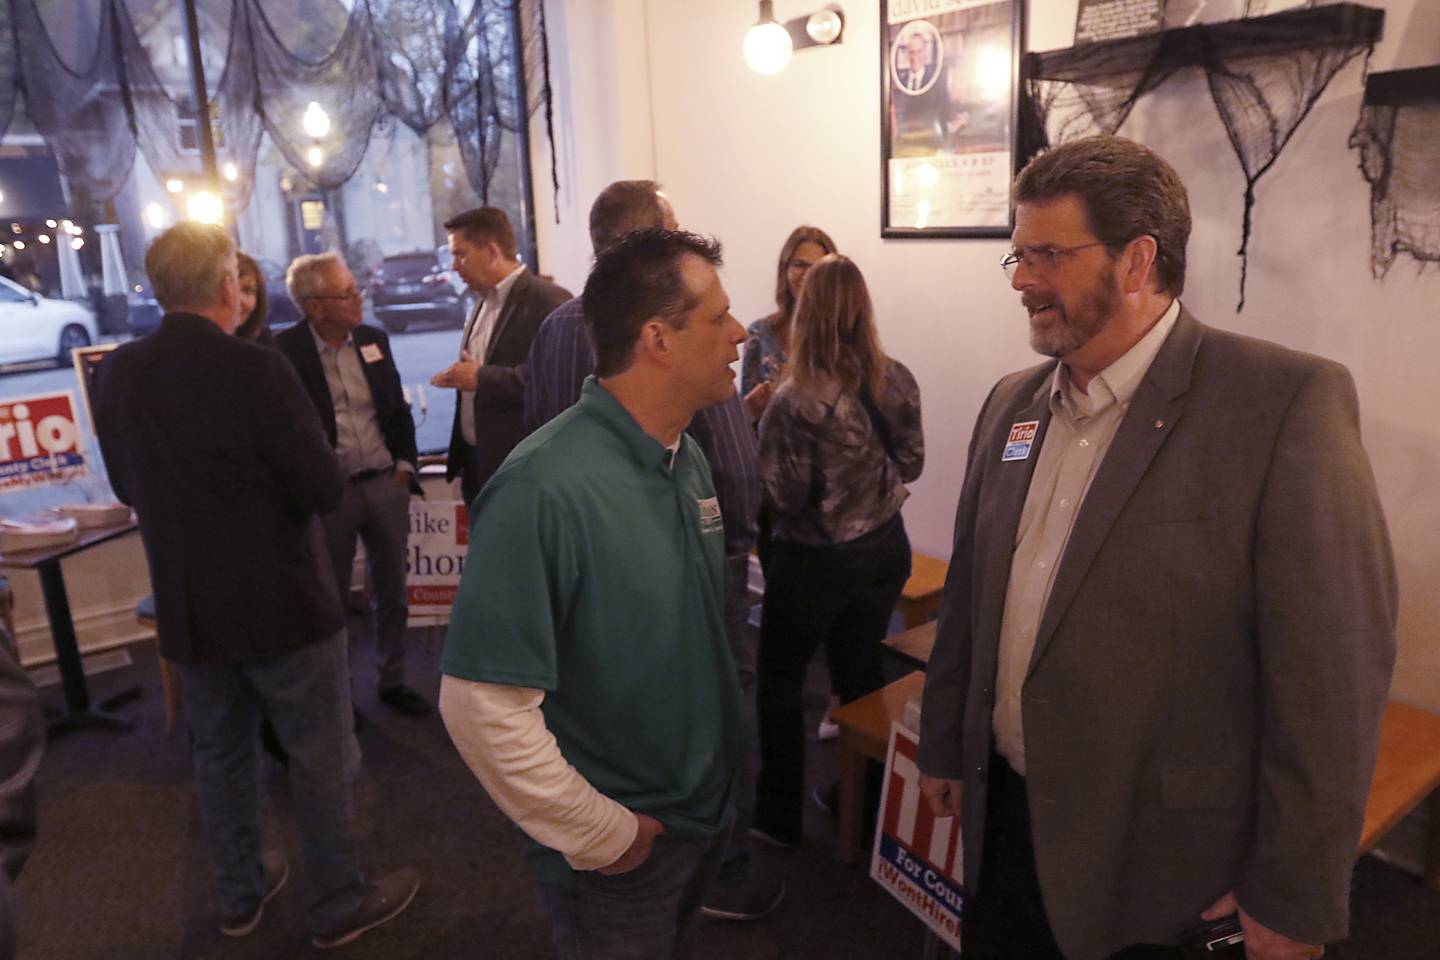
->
[439, 228, 749, 959]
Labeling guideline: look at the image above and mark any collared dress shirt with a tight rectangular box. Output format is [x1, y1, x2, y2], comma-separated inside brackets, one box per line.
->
[993, 299, 1180, 776]
[460, 263, 527, 445]
[308, 324, 393, 477]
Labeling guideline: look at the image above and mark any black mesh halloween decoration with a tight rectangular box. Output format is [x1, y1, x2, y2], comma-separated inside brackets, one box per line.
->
[1350, 65, 1440, 277]
[6, 0, 556, 214]
[1022, 3, 1382, 311]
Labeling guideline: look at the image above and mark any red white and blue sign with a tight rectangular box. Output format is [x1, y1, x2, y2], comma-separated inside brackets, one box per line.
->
[870, 722, 964, 950]
[0, 391, 88, 493]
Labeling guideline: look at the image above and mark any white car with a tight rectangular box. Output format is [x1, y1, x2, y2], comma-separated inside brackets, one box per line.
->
[0, 276, 98, 367]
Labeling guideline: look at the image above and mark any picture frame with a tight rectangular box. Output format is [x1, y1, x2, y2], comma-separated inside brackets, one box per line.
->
[881, 0, 1024, 238]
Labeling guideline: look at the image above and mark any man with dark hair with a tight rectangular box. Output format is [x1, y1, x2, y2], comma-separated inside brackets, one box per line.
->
[276, 253, 430, 718]
[430, 206, 571, 506]
[440, 228, 749, 958]
[917, 134, 1396, 960]
[523, 182, 782, 922]
[95, 222, 419, 949]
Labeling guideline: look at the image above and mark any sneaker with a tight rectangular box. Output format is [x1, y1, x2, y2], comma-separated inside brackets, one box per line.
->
[817, 717, 839, 741]
[700, 872, 786, 921]
[311, 867, 421, 950]
[219, 850, 289, 937]
[378, 685, 433, 717]
[747, 825, 799, 850]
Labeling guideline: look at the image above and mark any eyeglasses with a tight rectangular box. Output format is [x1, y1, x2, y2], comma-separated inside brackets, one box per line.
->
[1000, 241, 1113, 281]
[308, 288, 366, 302]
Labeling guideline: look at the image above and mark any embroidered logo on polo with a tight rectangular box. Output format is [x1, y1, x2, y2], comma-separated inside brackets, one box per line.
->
[1002, 420, 1039, 462]
[697, 497, 723, 535]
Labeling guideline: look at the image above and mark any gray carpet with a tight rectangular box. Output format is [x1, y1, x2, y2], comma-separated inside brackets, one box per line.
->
[14, 622, 1440, 959]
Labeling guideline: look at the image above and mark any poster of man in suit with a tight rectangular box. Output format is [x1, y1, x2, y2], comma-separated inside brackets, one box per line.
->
[884, 0, 1017, 234]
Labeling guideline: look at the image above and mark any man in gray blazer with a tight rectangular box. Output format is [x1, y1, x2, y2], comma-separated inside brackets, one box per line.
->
[431, 207, 572, 507]
[918, 136, 1396, 960]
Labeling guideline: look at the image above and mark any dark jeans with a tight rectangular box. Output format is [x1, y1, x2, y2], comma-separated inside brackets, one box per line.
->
[179, 632, 367, 932]
[716, 553, 758, 879]
[962, 755, 1243, 960]
[755, 514, 911, 840]
[540, 823, 732, 960]
[321, 470, 411, 689]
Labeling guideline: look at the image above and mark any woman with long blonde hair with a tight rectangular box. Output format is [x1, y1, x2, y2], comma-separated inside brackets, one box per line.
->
[751, 254, 924, 845]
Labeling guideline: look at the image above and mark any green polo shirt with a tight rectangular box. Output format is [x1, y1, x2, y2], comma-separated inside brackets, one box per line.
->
[441, 378, 743, 881]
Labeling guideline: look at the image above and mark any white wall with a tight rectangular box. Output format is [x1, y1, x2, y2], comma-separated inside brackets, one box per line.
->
[536, 0, 1440, 716]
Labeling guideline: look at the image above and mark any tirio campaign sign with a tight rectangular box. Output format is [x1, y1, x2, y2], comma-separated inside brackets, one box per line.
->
[0, 391, 88, 493]
[406, 499, 469, 619]
[870, 721, 964, 950]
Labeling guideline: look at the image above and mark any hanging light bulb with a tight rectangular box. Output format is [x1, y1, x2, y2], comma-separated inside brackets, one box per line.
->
[302, 101, 332, 139]
[38, 234, 51, 244]
[71, 237, 85, 251]
[144, 203, 167, 230]
[185, 191, 224, 225]
[166, 178, 185, 194]
[223, 161, 239, 182]
[744, 1, 792, 75]
[307, 146, 325, 168]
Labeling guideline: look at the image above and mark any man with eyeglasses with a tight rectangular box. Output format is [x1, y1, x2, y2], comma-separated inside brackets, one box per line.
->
[277, 253, 431, 718]
[918, 135, 1395, 960]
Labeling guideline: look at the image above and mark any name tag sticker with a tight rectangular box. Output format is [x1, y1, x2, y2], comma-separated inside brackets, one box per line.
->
[697, 496, 723, 535]
[360, 343, 384, 364]
[1002, 420, 1039, 462]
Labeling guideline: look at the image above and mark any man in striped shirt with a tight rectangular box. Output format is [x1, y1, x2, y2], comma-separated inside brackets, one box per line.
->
[521, 181, 780, 922]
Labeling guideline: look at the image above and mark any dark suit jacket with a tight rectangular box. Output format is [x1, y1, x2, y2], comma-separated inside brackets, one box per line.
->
[446, 269, 572, 491]
[918, 309, 1397, 959]
[95, 313, 346, 665]
[275, 320, 421, 494]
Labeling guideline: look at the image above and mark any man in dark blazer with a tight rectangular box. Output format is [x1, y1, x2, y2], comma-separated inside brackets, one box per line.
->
[276, 253, 429, 718]
[94, 222, 419, 948]
[917, 137, 1396, 960]
[430, 207, 571, 506]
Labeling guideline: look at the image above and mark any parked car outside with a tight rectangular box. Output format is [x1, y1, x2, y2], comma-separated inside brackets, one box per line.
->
[370, 251, 467, 334]
[0, 276, 98, 368]
[127, 257, 301, 336]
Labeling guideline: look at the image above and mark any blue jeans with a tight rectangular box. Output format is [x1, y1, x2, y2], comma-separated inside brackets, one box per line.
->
[179, 631, 367, 932]
[540, 823, 732, 960]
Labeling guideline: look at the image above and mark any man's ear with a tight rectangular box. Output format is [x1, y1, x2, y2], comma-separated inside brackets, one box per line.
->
[634, 317, 671, 366]
[1119, 235, 1158, 295]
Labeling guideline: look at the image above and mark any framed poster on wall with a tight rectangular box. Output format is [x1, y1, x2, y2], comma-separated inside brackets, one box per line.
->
[881, 0, 1024, 238]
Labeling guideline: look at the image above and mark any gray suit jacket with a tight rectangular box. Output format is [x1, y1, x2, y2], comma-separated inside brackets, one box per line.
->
[918, 309, 1397, 959]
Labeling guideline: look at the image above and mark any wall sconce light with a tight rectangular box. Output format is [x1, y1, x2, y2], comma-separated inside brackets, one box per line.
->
[744, 2, 845, 76]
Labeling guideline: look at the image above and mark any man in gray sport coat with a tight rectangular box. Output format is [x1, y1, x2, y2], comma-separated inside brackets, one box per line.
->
[918, 136, 1396, 960]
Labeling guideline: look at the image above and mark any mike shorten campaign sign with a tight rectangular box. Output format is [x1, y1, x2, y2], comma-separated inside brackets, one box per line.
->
[870, 721, 964, 951]
[0, 391, 88, 493]
[406, 499, 468, 619]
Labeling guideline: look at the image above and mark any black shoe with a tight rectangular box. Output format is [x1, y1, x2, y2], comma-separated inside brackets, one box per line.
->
[311, 867, 421, 950]
[377, 685, 432, 717]
[812, 784, 838, 819]
[219, 850, 289, 937]
[701, 871, 786, 921]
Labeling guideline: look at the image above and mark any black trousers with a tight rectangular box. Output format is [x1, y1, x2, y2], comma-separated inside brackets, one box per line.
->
[962, 755, 1244, 960]
[754, 514, 911, 841]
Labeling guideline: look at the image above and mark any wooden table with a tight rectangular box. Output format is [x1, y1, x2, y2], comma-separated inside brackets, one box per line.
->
[831, 670, 926, 863]
[0, 519, 141, 736]
[1359, 700, 1440, 891]
[883, 621, 937, 670]
[895, 553, 948, 629]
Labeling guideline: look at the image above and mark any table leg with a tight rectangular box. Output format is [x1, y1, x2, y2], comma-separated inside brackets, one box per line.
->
[36, 560, 136, 737]
[837, 730, 867, 864]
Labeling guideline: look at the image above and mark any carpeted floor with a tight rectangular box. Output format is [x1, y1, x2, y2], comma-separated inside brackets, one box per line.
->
[14, 618, 1440, 959]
